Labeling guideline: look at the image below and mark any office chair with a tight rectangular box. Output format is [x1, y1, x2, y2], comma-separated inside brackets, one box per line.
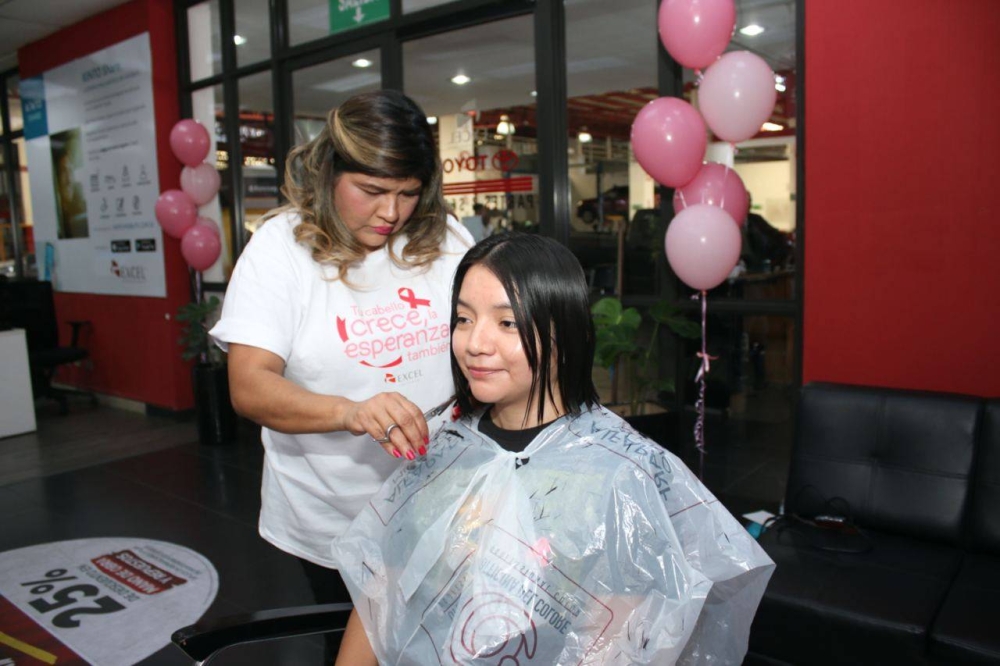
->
[0, 278, 94, 414]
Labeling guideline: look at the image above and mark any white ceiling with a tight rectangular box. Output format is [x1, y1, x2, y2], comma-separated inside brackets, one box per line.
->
[0, 0, 128, 71]
[2, 0, 794, 132]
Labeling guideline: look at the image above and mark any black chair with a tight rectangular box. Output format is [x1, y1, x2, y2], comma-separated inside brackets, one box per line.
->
[171, 602, 353, 665]
[0, 278, 93, 414]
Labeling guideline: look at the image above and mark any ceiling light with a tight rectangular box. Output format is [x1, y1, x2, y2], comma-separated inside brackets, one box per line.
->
[426, 116, 437, 125]
[578, 128, 593, 143]
[530, 90, 537, 97]
[774, 74, 787, 92]
[739, 24, 765, 37]
[496, 114, 515, 136]
[762, 122, 784, 132]
[775, 82, 787, 92]
[352, 58, 373, 68]
[233, 35, 247, 46]
[451, 74, 470, 85]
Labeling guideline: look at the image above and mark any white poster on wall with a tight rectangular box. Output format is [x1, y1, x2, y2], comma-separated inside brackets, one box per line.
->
[22, 33, 165, 297]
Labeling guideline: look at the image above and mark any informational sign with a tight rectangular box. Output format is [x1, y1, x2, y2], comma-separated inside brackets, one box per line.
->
[0, 538, 218, 665]
[329, 0, 390, 35]
[23, 33, 166, 297]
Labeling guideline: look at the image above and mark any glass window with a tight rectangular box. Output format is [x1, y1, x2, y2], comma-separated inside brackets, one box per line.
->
[288, 0, 390, 46]
[675, 312, 795, 497]
[565, 0, 658, 297]
[188, 0, 223, 81]
[685, 0, 797, 299]
[403, 0, 451, 13]
[404, 15, 536, 232]
[291, 49, 381, 147]
[191, 84, 231, 280]
[16, 138, 33, 276]
[6, 75, 21, 133]
[238, 72, 278, 237]
[235, 0, 272, 68]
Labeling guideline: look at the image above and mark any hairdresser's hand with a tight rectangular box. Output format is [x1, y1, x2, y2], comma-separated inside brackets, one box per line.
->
[340, 392, 429, 460]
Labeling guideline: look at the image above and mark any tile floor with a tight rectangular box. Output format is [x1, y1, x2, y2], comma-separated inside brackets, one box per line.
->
[0, 388, 793, 665]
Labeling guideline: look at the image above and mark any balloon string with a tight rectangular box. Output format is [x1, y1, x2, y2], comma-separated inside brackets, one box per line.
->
[692, 290, 716, 481]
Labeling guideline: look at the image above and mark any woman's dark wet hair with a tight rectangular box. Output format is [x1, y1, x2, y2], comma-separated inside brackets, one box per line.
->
[451, 232, 599, 424]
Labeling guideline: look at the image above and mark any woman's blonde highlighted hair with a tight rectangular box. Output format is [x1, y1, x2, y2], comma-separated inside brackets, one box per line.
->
[265, 90, 448, 280]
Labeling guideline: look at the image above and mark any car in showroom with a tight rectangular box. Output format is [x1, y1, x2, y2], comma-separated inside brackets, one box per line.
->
[576, 185, 630, 226]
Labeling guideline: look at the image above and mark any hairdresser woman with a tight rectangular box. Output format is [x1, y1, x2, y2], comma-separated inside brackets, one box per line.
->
[209, 91, 473, 631]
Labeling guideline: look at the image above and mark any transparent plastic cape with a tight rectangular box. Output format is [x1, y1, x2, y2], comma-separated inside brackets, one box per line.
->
[331, 406, 774, 665]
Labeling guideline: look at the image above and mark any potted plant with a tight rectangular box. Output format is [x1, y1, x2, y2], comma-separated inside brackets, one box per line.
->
[592, 296, 701, 445]
[177, 296, 237, 445]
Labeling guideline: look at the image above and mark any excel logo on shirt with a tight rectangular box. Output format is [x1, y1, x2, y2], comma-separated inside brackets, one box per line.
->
[384, 370, 423, 385]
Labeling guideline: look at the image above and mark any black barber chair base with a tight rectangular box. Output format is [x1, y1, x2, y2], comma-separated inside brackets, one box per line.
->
[171, 602, 352, 665]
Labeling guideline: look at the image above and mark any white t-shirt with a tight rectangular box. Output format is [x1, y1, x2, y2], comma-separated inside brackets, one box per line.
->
[209, 211, 473, 566]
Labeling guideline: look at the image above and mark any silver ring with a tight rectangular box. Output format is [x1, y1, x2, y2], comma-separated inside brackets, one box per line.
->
[372, 423, 398, 444]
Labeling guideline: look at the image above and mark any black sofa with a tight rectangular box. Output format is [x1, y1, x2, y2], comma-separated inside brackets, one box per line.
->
[747, 382, 1000, 666]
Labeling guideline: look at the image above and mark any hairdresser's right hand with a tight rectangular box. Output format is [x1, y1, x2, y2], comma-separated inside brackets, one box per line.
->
[341, 392, 429, 461]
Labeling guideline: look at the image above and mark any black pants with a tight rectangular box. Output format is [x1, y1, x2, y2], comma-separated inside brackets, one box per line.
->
[299, 559, 351, 663]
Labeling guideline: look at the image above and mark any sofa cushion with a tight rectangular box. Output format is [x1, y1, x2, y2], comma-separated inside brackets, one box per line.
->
[968, 401, 1000, 554]
[929, 553, 1000, 664]
[749, 523, 962, 666]
[786, 383, 980, 543]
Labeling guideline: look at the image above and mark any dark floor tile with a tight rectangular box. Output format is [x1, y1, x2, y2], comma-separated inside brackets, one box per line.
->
[103, 446, 263, 526]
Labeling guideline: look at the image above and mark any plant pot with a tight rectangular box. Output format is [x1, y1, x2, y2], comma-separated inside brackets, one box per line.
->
[193, 363, 237, 446]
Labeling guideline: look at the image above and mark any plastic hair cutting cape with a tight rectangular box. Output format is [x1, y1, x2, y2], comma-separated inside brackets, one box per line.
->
[332, 406, 774, 665]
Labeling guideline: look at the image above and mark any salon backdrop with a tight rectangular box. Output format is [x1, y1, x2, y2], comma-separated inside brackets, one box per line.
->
[17, 0, 1000, 411]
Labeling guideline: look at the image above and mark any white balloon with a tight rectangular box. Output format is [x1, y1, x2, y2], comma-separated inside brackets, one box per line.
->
[698, 51, 778, 143]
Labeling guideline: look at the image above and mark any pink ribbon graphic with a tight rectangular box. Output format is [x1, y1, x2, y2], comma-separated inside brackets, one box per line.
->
[398, 287, 431, 309]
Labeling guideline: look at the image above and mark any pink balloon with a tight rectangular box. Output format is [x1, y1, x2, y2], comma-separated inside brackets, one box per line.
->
[154, 189, 197, 239]
[665, 204, 742, 291]
[698, 51, 778, 143]
[631, 97, 707, 188]
[169, 120, 212, 167]
[673, 162, 749, 226]
[181, 223, 222, 271]
[180, 162, 221, 205]
[658, 0, 736, 70]
[194, 216, 221, 238]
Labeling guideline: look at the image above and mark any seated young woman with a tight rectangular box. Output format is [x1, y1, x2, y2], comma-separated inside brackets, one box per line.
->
[331, 232, 773, 665]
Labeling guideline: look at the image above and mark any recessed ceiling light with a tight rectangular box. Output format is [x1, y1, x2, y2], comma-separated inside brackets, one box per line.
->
[352, 58, 373, 68]
[775, 82, 787, 92]
[578, 128, 593, 143]
[426, 116, 438, 125]
[451, 74, 470, 85]
[233, 35, 247, 46]
[739, 24, 765, 37]
[530, 90, 537, 97]
[762, 122, 784, 131]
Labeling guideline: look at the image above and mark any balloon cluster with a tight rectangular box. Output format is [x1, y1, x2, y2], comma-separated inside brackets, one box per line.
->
[154, 120, 222, 272]
[631, 0, 777, 292]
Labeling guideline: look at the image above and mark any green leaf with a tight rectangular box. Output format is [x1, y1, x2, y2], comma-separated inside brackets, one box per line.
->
[667, 318, 702, 339]
[591, 297, 623, 326]
[620, 307, 641, 330]
[648, 300, 680, 322]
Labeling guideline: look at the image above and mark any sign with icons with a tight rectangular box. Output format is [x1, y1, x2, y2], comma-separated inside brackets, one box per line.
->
[22, 33, 166, 297]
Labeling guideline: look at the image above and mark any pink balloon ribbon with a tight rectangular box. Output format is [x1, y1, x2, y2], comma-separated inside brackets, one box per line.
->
[692, 290, 715, 480]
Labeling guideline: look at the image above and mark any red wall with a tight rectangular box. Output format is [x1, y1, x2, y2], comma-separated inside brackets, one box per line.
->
[19, 0, 194, 409]
[803, 0, 1000, 397]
